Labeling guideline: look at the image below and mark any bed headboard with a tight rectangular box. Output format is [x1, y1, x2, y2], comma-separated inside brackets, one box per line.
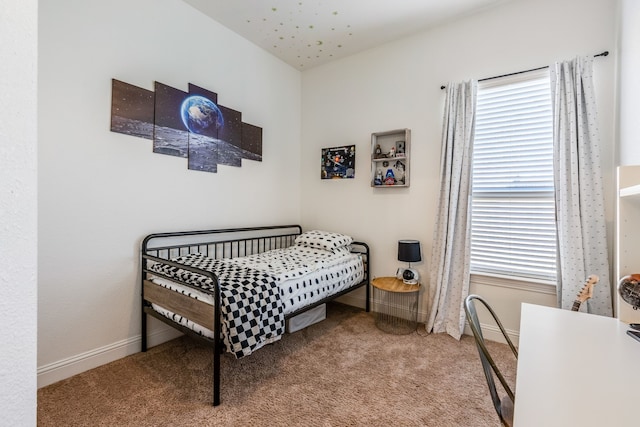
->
[142, 224, 303, 261]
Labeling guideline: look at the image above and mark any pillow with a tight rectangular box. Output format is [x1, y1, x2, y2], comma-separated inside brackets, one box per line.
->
[294, 230, 353, 251]
[331, 245, 352, 255]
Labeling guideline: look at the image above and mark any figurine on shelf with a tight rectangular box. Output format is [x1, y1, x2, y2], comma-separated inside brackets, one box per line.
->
[384, 168, 395, 185]
[374, 169, 383, 185]
[389, 146, 396, 157]
[394, 160, 405, 185]
[374, 144, 383, 158]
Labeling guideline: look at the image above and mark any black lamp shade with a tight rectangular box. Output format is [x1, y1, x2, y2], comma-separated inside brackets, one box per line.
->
[398, 240, 421, 263]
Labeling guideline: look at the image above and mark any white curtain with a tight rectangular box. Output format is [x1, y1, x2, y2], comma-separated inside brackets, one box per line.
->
[427, 80, 477, 339]
[551, 56, 613, 316]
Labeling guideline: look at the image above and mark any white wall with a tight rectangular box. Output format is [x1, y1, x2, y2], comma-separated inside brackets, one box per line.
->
[301, 0, 618, 337]
[619, 0, 640, 165]
[38, 0, 301, 386]
[0, 0, 38, 423]
[36, 0, 622, 389]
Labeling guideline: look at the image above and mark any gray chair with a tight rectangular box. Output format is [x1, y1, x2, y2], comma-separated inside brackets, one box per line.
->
[464, 294, 518, 427]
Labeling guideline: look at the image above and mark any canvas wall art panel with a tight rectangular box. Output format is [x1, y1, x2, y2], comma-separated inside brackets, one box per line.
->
[110, 78, 263, 174]
[110, 80, 155, 140]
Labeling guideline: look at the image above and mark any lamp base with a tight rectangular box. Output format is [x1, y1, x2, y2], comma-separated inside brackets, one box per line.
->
[397, 268, 419, 285]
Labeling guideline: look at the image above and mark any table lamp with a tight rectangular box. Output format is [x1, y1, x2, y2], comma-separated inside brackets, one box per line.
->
[397, 240, 421, 285]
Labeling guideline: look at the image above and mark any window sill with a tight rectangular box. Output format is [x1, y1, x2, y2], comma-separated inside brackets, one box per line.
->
[470, 272, 556, 295]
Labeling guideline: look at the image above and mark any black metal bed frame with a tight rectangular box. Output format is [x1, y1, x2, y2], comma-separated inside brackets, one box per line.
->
[140, 224, 370, 406]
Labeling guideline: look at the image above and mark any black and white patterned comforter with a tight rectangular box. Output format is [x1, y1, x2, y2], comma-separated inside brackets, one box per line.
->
[228, 245, 352, 280]
[148, 245, 363, 358]
[149, 253, 284, 358]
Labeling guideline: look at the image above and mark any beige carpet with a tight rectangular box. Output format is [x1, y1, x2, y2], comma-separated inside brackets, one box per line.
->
[38, 303, 516, 426]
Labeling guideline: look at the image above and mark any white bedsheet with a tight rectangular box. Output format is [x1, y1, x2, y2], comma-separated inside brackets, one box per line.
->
[148, 247, 364, 338]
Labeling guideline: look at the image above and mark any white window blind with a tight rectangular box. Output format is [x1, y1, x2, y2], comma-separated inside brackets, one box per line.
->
[470, 68, 557, 282]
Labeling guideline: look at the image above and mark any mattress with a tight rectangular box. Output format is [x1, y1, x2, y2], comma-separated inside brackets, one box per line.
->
[147, 246, 364, 342]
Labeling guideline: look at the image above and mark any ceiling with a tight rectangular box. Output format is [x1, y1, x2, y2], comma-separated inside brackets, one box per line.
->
[181, 0, 507, 70]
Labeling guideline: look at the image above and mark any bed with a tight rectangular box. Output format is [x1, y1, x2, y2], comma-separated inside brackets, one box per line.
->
[140, 225, 370, 406]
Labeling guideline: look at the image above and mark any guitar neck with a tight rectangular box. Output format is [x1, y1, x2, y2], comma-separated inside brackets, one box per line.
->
[572, 275, 598, 312]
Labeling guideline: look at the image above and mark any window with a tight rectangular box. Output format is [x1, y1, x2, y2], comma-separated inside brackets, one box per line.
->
[470, 68, 557, 283]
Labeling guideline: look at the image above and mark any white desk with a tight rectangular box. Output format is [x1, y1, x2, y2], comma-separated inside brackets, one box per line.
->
[514, 303, 640, 427]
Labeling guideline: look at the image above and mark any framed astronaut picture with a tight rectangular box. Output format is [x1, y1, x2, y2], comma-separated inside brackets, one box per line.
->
[321, 145, 355, 179]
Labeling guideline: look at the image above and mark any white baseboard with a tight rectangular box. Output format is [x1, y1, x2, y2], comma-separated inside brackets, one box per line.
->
[463, 322, 520, 346]
[37, 326, 182, 388]
[38, 294, 516, 389]
[38, 293, 368, 389]
[333, 293, 366, 309]
[337, 291, 429, 320]
[338, 292, 519, 345]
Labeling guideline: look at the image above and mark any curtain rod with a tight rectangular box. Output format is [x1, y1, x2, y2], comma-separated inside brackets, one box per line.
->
[439, 51, 609, 90]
